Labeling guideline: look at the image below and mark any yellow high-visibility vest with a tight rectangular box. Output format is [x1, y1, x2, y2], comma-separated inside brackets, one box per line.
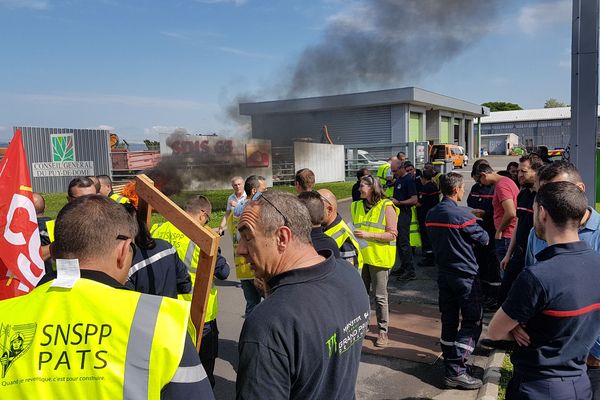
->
[109, 193, 130, 204]
[376, 163, 394, 198]
[324, 217, 364, 271]
[226, 212, 254, 280]
[350, 199, 398, 269]
[409, 206, 422, 247]
[0, 278, 189, 400]
[151, 222, 218, 322]
[46, 219, 55, 243]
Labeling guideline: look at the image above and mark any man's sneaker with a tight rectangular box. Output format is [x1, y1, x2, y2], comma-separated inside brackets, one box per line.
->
[375, 331, 388, 347]
[444, 373, 483, 390]
[397, 271, 417, 281]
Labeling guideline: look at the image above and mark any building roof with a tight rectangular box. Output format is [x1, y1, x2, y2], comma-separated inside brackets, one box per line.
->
[480, 106, 600, 124]
[239, 87, 489, 117]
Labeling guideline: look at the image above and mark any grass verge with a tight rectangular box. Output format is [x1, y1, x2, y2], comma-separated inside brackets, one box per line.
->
[41, 181, 355, 229]
[498, 352, 513, 400]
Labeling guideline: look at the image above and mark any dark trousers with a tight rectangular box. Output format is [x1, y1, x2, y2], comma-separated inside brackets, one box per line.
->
[475, 237, 501, 300]
[240, 279, 261, 317]
[588, 367, 600, 400]
[417, 213, 432, 255]
[200, 319, 219, 388]
[498, 249, 526, 305]
[438, 272, 483, 377]
[396, 209, 414, 273]
[506, 372, 592, 400]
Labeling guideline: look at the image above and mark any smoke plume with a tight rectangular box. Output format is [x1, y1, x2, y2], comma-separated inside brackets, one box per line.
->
[285, 0, 499, 97]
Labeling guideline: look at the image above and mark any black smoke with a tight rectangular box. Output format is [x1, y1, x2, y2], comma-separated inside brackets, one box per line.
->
[285, 0, 500, 97]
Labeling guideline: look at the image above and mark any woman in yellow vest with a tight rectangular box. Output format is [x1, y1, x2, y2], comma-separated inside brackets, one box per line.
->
[351, 175, 398, 348]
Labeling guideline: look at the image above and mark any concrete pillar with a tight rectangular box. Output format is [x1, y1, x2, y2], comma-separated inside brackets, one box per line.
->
[426, 110, 440, 142]
[391, 104, 409, 143]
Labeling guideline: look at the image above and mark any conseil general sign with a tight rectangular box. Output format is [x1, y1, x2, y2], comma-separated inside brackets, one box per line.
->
[16, 127, 112, 193]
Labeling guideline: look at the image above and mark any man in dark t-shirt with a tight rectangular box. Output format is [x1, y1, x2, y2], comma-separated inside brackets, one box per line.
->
[390, 160, 418, 279]
[236, 191, 369, 399]
[498, 154, 543, 305]
[489, 182, 600, 399]
[416, 169, 439, 266]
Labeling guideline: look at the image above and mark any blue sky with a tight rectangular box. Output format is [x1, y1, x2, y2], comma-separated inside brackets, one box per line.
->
[0, 0, 574, 142]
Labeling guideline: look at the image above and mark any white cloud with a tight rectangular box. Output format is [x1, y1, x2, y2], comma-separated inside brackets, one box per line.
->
[518, 0, 571, 34]
[160, 31, 189, 40]
[216, 46, 274, 59]
[0, 0, 48, 10]
[195, 0, 246, 5]
[14, 93, 209, 110]
[558, 58, 571, 69]
[96, 124, 115, 132]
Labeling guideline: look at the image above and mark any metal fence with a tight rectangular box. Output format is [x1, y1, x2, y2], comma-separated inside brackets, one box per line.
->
[271, 142, 429, 184]
[272, 146, 295, 185]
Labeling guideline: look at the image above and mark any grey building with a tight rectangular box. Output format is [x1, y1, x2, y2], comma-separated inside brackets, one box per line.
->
[479, 107, 600, 150]
[239, 87, 489, 159]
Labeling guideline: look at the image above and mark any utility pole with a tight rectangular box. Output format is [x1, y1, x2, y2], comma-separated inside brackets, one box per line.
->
[569, 0, 599, 206]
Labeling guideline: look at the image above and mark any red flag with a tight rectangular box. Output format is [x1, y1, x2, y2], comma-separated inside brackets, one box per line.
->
[0, 129, 44, 299]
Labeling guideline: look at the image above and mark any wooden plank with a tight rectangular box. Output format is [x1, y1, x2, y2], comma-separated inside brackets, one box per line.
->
[135, 175, 219, 256]
[191, 248, 218, 347]
[134, 174, 220, 349]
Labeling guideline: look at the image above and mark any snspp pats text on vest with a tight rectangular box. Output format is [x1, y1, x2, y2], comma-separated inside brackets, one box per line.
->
[38, 323, 112, 370]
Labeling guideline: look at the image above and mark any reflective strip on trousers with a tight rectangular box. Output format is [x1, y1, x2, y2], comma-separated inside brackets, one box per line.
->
[170, 365, 208, 384]
[454, 342, 475, 352]
[440, 339, 454, 347]
[184, 241, 197, 272]
[123, 295, 162, 400]
[128, 247, 178, 277]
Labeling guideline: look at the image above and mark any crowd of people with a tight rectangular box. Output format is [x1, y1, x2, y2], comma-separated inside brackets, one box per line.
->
[3, 153, 600, 399]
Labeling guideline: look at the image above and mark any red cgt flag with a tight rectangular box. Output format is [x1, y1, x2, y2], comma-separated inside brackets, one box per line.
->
[0, 129, 44, 299]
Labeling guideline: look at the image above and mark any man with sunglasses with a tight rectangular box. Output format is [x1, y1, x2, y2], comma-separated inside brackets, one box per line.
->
[0, 195, 213, 399]
[236, 190, 369, 399]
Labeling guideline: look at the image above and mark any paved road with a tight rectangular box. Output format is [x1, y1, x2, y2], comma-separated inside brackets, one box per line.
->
[211, 155, 519, 399]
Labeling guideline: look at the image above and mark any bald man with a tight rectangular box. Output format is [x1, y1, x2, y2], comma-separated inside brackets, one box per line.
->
[319, 189, 364, 271]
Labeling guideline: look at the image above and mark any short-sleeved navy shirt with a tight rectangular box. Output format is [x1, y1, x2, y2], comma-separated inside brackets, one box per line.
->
[393, 174, 417, 209]
[514, 188, 536, 255]
[502, 241, 600, 378]
[467, 183, 495, 234]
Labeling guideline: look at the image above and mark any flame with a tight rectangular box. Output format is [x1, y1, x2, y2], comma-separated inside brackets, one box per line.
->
[122, 181, 139, 208]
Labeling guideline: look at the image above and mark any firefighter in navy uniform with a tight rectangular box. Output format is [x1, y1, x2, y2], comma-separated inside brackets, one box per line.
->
[426, 172, 489, 390]
[467, 159, 499, 310]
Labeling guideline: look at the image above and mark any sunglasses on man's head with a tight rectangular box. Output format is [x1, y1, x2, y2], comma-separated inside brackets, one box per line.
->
[252, 192, 290, 226]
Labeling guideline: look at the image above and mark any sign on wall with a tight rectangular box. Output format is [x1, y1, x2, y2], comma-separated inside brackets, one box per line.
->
[17, 127, 111, 193]
[30, 133, 95, 178]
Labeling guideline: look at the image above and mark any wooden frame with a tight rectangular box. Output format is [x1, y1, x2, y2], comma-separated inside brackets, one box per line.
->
[135, 174, 220, 350]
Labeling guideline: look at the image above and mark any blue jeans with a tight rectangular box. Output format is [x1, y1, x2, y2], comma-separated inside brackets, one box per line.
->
[495, 237, 511, 262]
[241, 279, 262, 317]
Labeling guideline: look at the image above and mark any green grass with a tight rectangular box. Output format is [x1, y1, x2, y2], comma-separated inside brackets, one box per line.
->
[41, 181, 355, 229]
[498, 353, 513, 400]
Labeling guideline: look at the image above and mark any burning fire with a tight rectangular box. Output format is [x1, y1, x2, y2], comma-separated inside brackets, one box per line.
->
[121, 181, 139, 208]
